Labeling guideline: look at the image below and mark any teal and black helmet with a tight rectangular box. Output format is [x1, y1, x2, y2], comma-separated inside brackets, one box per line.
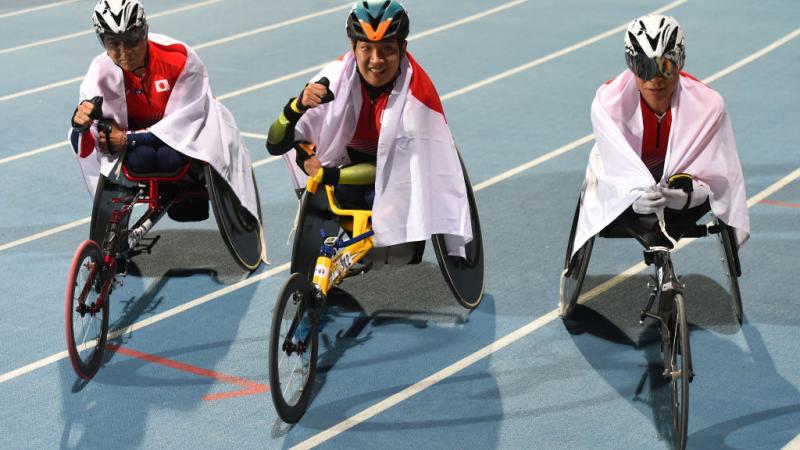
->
[346, 0, 410, 42]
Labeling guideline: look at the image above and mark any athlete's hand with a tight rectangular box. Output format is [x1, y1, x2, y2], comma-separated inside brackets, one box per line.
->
[299, 82, 330, 109]
[303, 156, 322, 176]
[72, 101, 96, 129]
[632, 191, 666, 215]
[97, 120, 127, 154]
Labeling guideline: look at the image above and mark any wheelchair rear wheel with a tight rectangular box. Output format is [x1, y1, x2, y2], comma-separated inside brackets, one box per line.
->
[269, 273, 319, 423]
[65, 240, 109, 380]
[718, 224, 743, 324]
[560, 197, 593, 318]
[206, 167, 264, 271]
[432, 152, 484, 309]
[662, 292, 691, 450]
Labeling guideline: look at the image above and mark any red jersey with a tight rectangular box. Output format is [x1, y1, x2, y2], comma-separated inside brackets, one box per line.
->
[123, 40, 187, 130]
[348, 81, 391, 157]
[640, 95, 672, 180]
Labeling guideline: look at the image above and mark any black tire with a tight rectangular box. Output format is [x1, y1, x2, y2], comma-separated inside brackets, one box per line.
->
[206, 166, 264, 271]
[90, 175, 131, 246]
[269, 273, 319, 423]
[65, 240, 110, 380]
[290, 189, 339, 280]
[663, 292, 691, 450]
[559, 197, 594, 319]
[432, 152, 484, 309]
[718, 224, 743, 324]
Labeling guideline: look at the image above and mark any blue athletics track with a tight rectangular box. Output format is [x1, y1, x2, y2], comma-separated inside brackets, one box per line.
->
[1, 0, 798, 449]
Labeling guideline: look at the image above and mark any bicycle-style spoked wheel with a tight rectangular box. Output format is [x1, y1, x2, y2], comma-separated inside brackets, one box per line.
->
[65, 240, 110, 380]
[663, 293, 691, 450]
[269, 273, 319, 423]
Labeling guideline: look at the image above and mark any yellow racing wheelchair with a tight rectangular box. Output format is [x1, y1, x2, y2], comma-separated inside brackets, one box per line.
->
[268, 157, 483, 423]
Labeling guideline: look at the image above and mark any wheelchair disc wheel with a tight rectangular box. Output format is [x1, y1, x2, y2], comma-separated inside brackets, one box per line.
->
[65, 240, 110, 380]
[718, 225, 743, 324]
[206, 167, 264, 271]
[432, 152, 484, 310]
[269, 273, 319, 423]
[663, 293, 691, 450]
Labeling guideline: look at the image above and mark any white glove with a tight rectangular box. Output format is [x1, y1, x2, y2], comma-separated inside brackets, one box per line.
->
[632, 191, 666, 214]
[660, 181, 710, 210]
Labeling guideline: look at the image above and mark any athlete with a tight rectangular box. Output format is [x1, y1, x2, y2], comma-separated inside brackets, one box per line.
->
[569, 14, 750, 257]
[266, 0, 473, 251]
[70, 0, 259, 222]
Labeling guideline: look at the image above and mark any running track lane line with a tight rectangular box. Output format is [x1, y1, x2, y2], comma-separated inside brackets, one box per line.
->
[0, 0, 527, 102]
[108, 344, 269, 401]
[0, 0, 530, 164]
[0, 13, 795, 385]
[289, 169, 800, 449]
[0, 20, 794, 251]
[0, 0, 80, 19]
[1, 165, 796, 387]
[0, 0, 225, 55]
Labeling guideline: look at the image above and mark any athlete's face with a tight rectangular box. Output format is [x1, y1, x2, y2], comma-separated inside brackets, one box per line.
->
[635, 73, 679, 114]
[104, 30, 148, 72]
[353, 39, 406, 87]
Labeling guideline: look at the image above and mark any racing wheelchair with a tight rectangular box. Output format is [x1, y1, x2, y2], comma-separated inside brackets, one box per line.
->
[268, 156, 484, 423]
[65, 97, 265, 380]
[559, 175, 743, 450]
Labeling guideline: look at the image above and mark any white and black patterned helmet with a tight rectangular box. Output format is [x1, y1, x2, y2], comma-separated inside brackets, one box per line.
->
[624, 14, 685, 80]
[92, 0, 147, 46]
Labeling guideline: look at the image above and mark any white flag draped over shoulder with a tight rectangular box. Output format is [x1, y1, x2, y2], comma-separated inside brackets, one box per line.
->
[572, 70, 750, 257]
[69, 33, 259, 220]
[283, 52, 472, 250]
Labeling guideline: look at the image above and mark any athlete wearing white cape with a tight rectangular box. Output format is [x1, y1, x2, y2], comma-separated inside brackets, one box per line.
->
[282, 52, 473, 250]
[70, 33, 259, 221]
[571, 69, 751, 257]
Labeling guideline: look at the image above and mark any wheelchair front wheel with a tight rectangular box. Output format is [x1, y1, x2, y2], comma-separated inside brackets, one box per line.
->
[65, 240, 110, 380]
[269, 273, 319, 423]
[663, 292, 691, 450]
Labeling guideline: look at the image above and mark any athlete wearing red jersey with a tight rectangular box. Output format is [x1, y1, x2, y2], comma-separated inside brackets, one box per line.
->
[569, 14, 750, 258]
[69, 0, 259, 221]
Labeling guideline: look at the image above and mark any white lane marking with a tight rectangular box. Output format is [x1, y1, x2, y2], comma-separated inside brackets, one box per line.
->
[0, 2, 796, 386]
[704, 27, 800, 85]
[0, 76, 84, 102]
[440, 0, 688, 101]
[291, 309, 561, 450]
[192, 2, 351, 50]
[1, 0, 530, 162]
[473, 134, 595, 191]
[0, 0, 224, 55]
[0, 140, 69, 165]
[0, 0, 80, 19]
[290, 165, 800, 449]
[0, 217, 90, 253]
[216, 0, 530, 101]
[0, 263, 290, 384]
[783, 434, 800, 450]
[0, 0, 527, 103]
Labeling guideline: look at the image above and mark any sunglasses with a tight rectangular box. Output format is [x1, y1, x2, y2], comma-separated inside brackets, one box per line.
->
[102, 26, 146, 49]
[627, 52, 680, 81]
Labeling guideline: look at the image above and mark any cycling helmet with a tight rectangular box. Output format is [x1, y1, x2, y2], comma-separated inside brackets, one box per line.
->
[624, 14, 685, 80]
[346, 0, 409, 42]
[92, 0, 147, 47]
